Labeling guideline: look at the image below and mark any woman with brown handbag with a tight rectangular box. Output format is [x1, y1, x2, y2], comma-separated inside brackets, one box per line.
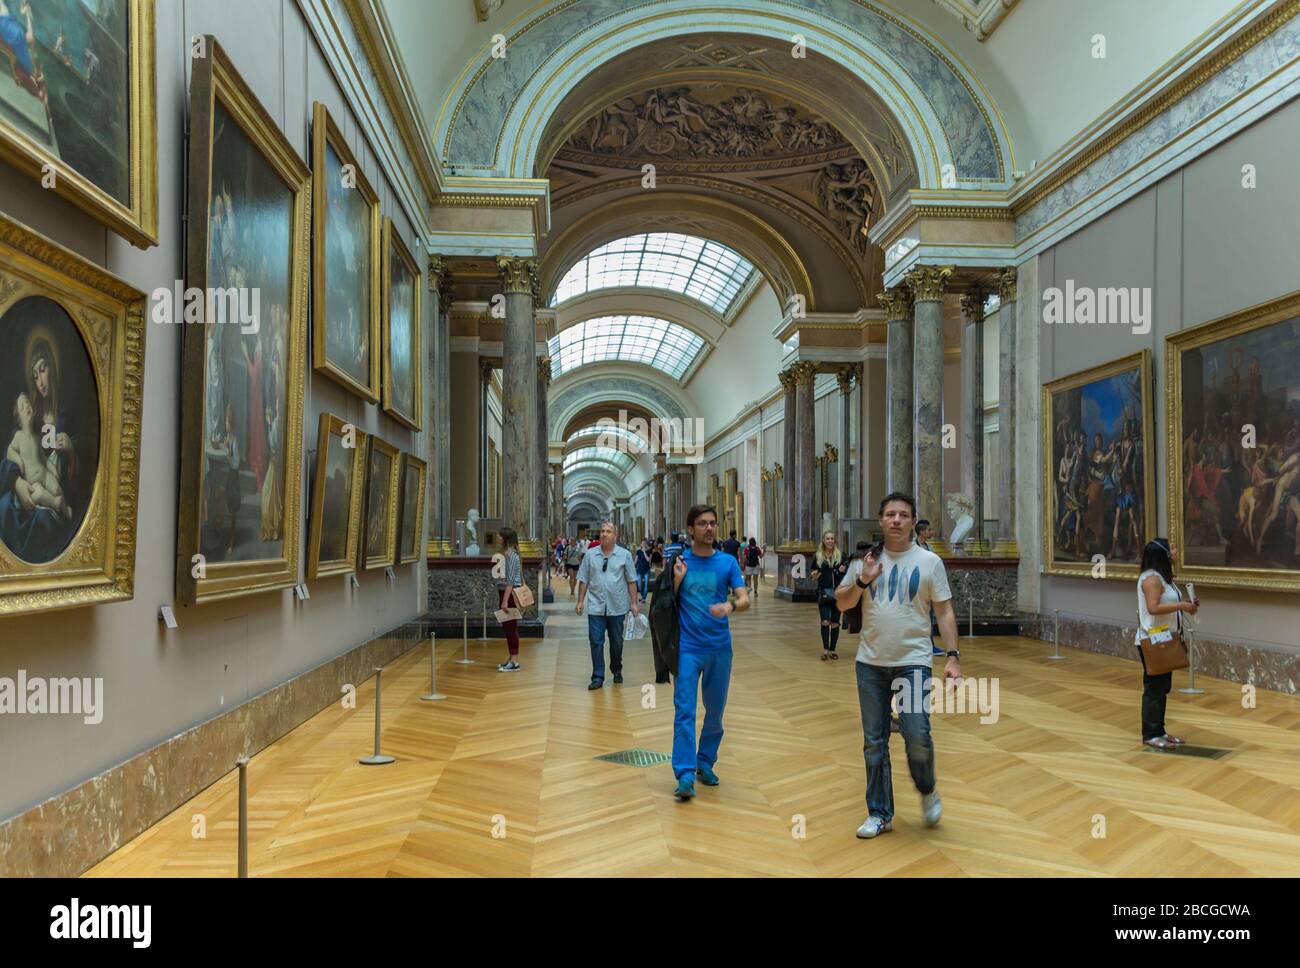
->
[1135, 538, 1199, 749]
[496, 528, 524, 672]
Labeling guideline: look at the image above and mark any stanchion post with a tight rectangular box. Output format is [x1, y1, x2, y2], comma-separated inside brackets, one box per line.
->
[1047, 607, 1065, 661]
[237, 756, 249, 878]
[1179, 626, 1206, 695]
[479, 593, 489, 641]
[455, 610, 475, 664]
[359, 667, 396, 765]
[966, 596, 975, 639]
[421, 633, 447, 701]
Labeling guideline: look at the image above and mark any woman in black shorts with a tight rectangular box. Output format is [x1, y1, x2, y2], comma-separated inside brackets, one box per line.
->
[810, 530, 847, 659]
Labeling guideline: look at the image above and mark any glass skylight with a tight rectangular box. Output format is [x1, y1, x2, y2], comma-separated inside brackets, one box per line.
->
[551, 233, 755, 314]
[564, 446, 636, 473]
[567, 424, 650, 454]
[549, 315, 705, 380]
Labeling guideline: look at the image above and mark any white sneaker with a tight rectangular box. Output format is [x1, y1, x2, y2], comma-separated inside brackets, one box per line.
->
[921, 790, 942, 827]
[855, 816, 892, 839]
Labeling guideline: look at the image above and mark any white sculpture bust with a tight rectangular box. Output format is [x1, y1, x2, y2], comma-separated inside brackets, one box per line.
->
[464, 508, 480, 556]
[821, 511, 834, 538]
[946, 492, 975, 549]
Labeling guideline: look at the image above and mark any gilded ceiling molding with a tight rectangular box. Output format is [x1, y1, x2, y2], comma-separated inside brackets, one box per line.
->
[929, 0, 1020, 42]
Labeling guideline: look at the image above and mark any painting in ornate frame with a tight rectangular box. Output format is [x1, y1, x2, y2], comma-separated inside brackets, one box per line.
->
[0, 213, 145, 615]
[1041, 350, 1155, 581]
[0, 0, 157, 247]
[396, 453, 426, 566]
[1167, 292, 1300, 591]
[311, 101, 380, 402]
[306, 412, 365, 580]
[382, 218, 421, 430]
[177, 38, 309, 606]
[360, 434, 400, 571]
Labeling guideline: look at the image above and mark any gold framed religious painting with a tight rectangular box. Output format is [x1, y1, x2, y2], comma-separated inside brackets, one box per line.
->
[396, 453, 426, 565]
[0, 212, 145, 615]
[306, 412, 365, 580]
[1041, 351, 1156, 580]
[0, 0, 157, 246]
[1167, 292, 1300, 591]
[360, 434, 399, 571]
[176, 38, 310, 606]
[311, 101, 380, 402]
[381, 218, 421, 430]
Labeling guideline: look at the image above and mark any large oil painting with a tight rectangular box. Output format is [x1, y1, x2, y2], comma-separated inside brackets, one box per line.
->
[1168, 293, 1300, 590]
[382, 217, 420, 430]
[0, 0, 156, 245]
[177, 38, 308, 605]
[1042, 351, 1155, 580]
[361, 434, 398, 571]
[306, 412, 364, 579]
[0, 211, 145, 615]
[397, 453, 425, 565]
[311, 101, 379, 401]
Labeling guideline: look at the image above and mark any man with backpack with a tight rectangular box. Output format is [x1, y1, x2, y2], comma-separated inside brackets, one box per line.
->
[742, 537, 763, 598]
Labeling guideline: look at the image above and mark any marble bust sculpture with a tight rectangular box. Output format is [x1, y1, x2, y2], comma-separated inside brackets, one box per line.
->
[464, 508, 480, 556]
[946, 492, 975, 549]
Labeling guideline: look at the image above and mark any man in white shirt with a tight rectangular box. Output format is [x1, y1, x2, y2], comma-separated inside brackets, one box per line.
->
[836, 492, 962, 839]
[576, 522, 640, 689]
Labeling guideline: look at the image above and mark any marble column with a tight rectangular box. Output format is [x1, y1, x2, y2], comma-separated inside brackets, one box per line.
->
[995, 267, 1019, 557]
[479, 357, 492, 513]
[779, 368, 797, 547]
[836, 363, 860, 527]
[960, 290, 987, 555]
[551, 461, 565, 538]
[666, 466, 679, 536]
[497, 256, 541, 555]
[535, 356, 551, 543]
[653, 467, 666, 540]
[791, 361, 818, 549]
[905, 265, 953, 554]
[880, 287, 914, 498]
[426, 256, 454, 556]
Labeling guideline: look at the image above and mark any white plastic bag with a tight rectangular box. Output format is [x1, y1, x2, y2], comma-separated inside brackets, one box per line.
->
[624, 612, 649, 641]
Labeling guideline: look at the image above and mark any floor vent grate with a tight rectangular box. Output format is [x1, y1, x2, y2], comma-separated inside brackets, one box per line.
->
[595, 748, 672, 768]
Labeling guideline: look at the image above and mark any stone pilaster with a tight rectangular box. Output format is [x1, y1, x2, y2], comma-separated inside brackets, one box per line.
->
[779, 368, 798, 548]
[536, 356, 552, 543]
[653, 467, 666, 540]
[995, 267, 1019, 557]
[905, 265, 953, 555]
[551, 461, 565, 538]
[666, 467, 679, 536]
[880, 287, 914, 499]
[426, 257, 454, 556]
[836, 363, 860, 528]
[791, 361, 818, 550]
[498, 256, 542, 556]
[960, 290, 988, 556]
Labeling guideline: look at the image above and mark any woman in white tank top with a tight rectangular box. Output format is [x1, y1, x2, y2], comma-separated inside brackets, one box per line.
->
[1135, 538, 1199, 749]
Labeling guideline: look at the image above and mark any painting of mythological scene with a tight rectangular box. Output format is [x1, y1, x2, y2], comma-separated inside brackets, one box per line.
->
[0, 295, 99, 564]
[361, 435, 397, 570]
[178, 38, 308, 605]
[1169, 296, 1300, 589]
[312, 101, 378, 401]
[307, 412, 364, 579]
[197, 99, 291, 565]
[1042, 351, 1155, 579]
[397, 454, 425, 565]
[382, 219, 420, 430]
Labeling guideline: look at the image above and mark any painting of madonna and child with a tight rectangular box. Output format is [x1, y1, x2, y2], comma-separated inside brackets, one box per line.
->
[0, 295, 99, 564]
[1045, 352, 1154, 577]
[1173, 306, 1300, 579]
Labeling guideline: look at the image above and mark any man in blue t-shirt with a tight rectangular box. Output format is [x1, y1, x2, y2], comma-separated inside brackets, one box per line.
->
[670, 504, 749, 801]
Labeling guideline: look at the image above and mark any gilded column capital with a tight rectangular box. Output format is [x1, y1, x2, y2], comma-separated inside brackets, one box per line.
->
[790, 361, 818, 386]
[876, 286, 913, 321]
[479, 358, 495, 382]
[428, 255, 447, 293]
[778, 368, 796, 392]
[960, 290, 987, 325]
[537, 357, 552, 387]
[497, 256, 540, 296]
[904, 265, 954, 303]
[836, 362, 861, 395]
[997, 266, 1018, 303]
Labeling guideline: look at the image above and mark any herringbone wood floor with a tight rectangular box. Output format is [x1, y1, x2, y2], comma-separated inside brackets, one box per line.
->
[86, 580, 1300, 877]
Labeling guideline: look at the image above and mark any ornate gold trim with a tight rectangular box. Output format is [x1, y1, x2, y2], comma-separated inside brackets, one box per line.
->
[0, 216, 146, 615]
[877, 286, 913, 320]
[177, 38, 310, 606]
[312, 101, 382, 404]
[1041, 350, 1155, 582]
[913, 205, 1011, 220]
[381, 218, 423, 431]
[361, 435, 402, 571]
[498, 256, 540, 295]
[307, 413, 366, 580]
[904, 265, 954, 302]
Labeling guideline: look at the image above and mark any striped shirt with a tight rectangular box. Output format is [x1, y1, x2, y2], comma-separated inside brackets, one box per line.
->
[498, 549, 522, 589]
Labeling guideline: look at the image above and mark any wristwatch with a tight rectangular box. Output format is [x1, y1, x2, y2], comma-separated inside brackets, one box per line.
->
[855, 576, 871, 589]
[946, 649, 961, 658]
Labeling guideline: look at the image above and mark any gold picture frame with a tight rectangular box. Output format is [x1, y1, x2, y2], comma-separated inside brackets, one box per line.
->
[0, 0, 157, 247]
[1167, 292, 1300, 591]
[397, 453, 427, 566]
[311, 101, 381, 402]
[176, 38, 310, 606]
[0, 213, 146, 615]
[360, 434, 400, 571]
[306, 412, 366, 580]
[382, 218, 422, 430]
[1041, 350, 1156, 581]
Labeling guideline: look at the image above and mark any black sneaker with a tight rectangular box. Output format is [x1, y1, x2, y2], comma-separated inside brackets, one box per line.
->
[498, 660, 521, 673]
[587, 680, 602, 690]
[613, 674, 623, 684]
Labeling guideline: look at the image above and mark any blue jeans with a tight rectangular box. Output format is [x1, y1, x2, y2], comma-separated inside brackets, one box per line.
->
[636, 571, 650, 599]
[855, 662, 936, 822]
[588, 613, 626, 683]
[672, 647, 733, 779]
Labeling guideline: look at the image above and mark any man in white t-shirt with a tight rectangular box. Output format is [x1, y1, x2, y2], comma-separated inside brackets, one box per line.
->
[836, 492, 962, 840]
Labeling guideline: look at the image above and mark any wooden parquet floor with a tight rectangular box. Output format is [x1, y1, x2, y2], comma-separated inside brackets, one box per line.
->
[86, 580, 1300, 877]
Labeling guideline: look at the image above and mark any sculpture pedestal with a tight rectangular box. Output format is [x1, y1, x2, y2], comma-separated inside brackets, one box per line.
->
[774, 548, 819, 603]
[426, 556, 546, 639]
[940, 558, 1021, 635]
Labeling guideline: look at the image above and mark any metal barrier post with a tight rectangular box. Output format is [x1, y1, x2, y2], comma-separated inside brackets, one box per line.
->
[359, 667, 396, 765]
[1178, 627, 1206, 695]
[455, 611, 475, 664]
[421, 633, 447, 701]
[1047, 608, 1065, 661]
[237, 756, 249, 878]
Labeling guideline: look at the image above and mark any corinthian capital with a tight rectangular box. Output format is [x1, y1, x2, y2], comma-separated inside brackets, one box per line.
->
[960, 290, 987, 324]
[836, 362, 862, 394]
[790, 361, 817, 386]
[778, 368, 796, 392]
[497, 256, 540, 296]
[904, 265, 954, 303]
[537, 357, 552, 387]
[876, 286, 912, 321]
[997, 266, 1018, 303]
